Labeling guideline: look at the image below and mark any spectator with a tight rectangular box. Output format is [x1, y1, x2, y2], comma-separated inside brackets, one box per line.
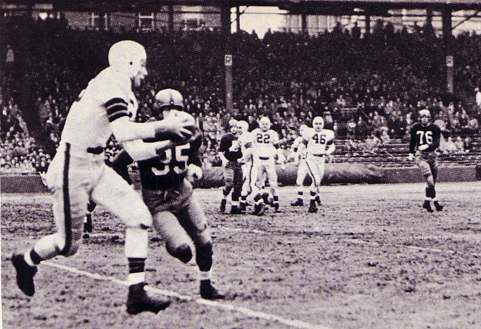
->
[454, 136, 465, 153]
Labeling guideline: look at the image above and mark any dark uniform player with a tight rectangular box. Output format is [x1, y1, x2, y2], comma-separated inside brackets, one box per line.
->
[409, 109, 444, 212]
[115, 89, 225, 300]
[218, 120, 244, 214]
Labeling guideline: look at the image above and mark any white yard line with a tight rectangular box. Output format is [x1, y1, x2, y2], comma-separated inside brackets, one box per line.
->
[43, 261, 331, 329]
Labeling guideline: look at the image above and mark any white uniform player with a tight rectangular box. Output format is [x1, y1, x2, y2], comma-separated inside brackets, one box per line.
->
[250, 117, 282, 215]
[237, 121, 254, 211]
[11, 40, 195, 315]
[289, 124, 314, 207]
[298, 116, 335, 213]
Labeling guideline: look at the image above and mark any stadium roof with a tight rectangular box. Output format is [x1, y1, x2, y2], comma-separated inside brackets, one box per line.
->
[3, 0, 481, 13]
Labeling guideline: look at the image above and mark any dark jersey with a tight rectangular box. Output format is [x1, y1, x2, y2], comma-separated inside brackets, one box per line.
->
[111, 129, 203, 190]
[409, 122, 441, 154]
[218, 133, 242, 162]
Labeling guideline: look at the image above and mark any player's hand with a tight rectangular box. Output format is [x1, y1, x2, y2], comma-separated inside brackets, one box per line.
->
[418, 144, 429, 151]
[408, 153, 414, 161]
[187, 164, 203, 184]
[154, 113, 196, 141]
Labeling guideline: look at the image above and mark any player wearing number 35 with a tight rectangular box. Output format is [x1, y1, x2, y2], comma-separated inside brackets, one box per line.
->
[119, 88, 225, 300]
[408, 109, 444, 213]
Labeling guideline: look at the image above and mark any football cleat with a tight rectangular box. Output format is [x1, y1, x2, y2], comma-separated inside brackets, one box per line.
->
[308, 200, 318, 213]
[126, 283, 170, 315]
[11, 252, 37, 297]
[433, 201, 444, 212]
[200, 280, 225, 300]
[290, 199, 304, 207]
[239, 202, 247, 211]
[315, 195, 322, 205]
[274, 204, 281, 213]
[422, 201, 434, 213]
[230, 206, 244, 215]
[219, 199, 227, 213]
[252, 203, 266, 216]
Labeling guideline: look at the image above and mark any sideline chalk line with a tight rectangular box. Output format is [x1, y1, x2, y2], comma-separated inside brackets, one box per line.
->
[43, 261, 331, 329]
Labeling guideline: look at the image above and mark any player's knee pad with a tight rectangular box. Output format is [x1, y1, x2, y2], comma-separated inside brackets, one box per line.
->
[166, 242, 193, 263]
[195, 241, 213, 272]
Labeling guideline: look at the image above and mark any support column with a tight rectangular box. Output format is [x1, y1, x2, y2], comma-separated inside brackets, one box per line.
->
[168, 5, 174, 32]
[301, 13, 308, 34]
[442, 7, 454, 94]
[364, 11, 371, 38]
[236, 6, 241, 33]
[221, 4, 233, 113]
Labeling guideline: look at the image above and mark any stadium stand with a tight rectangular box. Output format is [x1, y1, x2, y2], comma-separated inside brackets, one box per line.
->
[1, 14, 481, 175]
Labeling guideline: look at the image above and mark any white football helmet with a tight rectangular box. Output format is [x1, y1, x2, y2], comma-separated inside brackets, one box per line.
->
[418, 109, 431, 126]
[155, 88, 184, 111]
[418, 109, 431, 118]
[259, 117, 271, 131]
[313, 116, 324, 131]
[108, 40, 147, 79]
[237, 120, 249, 133]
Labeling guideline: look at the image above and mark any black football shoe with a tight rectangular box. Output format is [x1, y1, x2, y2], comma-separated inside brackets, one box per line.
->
[422, 200, 434, 213]
[308, 200, 318, 213]
[256, 203, 266, 216]
[230, 206, 244, 215]
[11, 252, 37, 297]
[315, 195, 322, 205]
[433, 201, 444, 212]
[126, 283, 170, 315]
[200, 280, 225, 300]
[290, 199, 304, 207]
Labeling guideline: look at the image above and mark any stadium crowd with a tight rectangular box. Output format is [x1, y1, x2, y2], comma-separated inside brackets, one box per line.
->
[2, 14, 481, 174]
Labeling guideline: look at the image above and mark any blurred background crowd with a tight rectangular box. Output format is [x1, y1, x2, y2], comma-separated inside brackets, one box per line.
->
[2, 15, 481, 174]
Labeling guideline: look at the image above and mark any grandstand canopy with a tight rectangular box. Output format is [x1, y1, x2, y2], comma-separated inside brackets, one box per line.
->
[3, 0, 481, 14]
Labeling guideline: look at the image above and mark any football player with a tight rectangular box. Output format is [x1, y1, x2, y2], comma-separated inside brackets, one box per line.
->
[250, 116, 283, 215]
[116, 88, 225, 300]
[298, 116, 335, 213]
[237, 120, 254, 212]
[289, 124, 313, 207]
[218, 119, 244, 214]
[11, 41, 195, 314]
[408, 109, 444, 212]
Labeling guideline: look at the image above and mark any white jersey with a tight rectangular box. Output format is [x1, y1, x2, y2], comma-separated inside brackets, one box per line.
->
[60, 67, 132, 149]
[238, 131, 254, 163]
[303, 129, 335, 156]
[251, 128, 279, 159]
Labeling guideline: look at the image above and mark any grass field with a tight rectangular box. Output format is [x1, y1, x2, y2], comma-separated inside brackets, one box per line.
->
[2, 181, 481, 329]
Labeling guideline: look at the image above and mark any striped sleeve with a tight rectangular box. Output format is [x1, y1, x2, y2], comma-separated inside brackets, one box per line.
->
[105, 97, 129, 122]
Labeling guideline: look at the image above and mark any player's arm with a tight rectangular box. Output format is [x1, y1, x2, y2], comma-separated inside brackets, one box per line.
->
[408, 125, 418, 154]
[110, 149, 135, 185]
[408, 125, 417, 160]
[122, 139, 176, 161]
[107, 98, 195, 142]
[326, 140, 336, 155]
[241, 141, 253, 163]
[217, 136, 229, 166]
[187, 129, 203, 168]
